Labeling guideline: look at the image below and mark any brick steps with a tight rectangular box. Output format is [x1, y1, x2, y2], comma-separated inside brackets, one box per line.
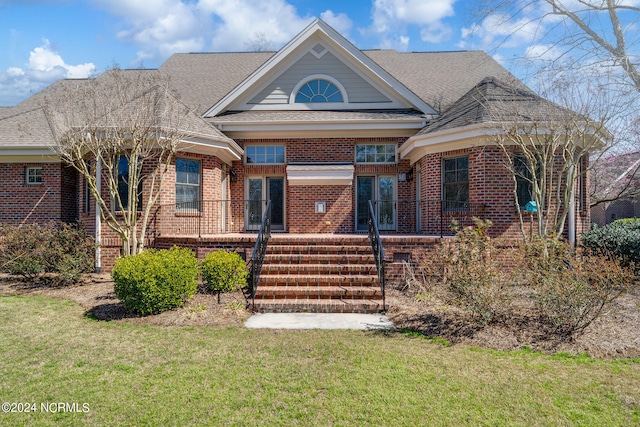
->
[251, 236, 385, 314]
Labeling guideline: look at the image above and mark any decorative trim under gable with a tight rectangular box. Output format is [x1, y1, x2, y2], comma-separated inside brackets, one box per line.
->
[286, 163, 354, 186]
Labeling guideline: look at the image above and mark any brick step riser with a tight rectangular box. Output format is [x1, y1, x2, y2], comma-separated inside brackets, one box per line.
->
[267, 244, 371, 255]
[255, 287, 380, 298]
[252, 301, 382, 314]
[263, 255, 375, 264]
[259, 277, 379, 286]
[261, 267, 376, 275]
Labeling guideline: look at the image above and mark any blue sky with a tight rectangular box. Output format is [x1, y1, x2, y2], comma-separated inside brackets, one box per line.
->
[0, 0, 621, 106]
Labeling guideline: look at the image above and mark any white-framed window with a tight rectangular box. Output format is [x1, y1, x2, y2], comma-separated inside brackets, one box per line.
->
[290, 75, 347, 105]
[245, 145, 285, 164]
[355, 144, 397, 164]
[176, 158, 201, 211]
[26, 167, 42, 185]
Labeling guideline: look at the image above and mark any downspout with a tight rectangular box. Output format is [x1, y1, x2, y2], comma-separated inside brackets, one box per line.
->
[95, 157, 102, 273]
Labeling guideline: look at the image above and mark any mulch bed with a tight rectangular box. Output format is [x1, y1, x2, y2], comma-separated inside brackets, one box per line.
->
[1, 273, 639, 358]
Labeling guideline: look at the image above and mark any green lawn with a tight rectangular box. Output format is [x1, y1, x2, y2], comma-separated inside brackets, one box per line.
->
[1, 295, 638, 426]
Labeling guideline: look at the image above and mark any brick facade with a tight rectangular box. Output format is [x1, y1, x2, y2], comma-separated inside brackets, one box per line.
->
[4, 139, 591, 273]
[0, 162, 78, 226]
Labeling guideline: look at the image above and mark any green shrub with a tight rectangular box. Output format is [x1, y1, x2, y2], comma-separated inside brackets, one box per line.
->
[581, 218, 640, 270]
[112, 246, 198, 315]
[0, 222, 94, 283]
[430, 218, 511, 324]
[522, 237, 634, 337]
[201, 250, 248, 303]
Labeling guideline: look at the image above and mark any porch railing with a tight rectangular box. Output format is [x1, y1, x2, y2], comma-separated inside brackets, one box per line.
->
[247, 200, 272, 311]
[150, 200, 267, 237]
[367, 200, 386, 311]
[369, 199, 487, 237]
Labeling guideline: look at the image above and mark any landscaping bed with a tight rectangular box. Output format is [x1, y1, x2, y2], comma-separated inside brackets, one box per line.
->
[1, 272, 639, 358]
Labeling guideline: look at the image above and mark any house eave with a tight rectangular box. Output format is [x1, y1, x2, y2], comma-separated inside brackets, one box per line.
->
[214, 119, 426, 139]
[0, 147, 61, 163]
[177, 136, 243, 164]
[400, 124, 490, 164]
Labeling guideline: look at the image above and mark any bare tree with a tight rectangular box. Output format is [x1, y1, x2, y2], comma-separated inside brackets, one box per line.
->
[245, 32, 275, 52]
[470, 2, 640, 212]
[479, 77, 611, 240]
[474, 0, 640, 91]
[46, 68, 196, 256]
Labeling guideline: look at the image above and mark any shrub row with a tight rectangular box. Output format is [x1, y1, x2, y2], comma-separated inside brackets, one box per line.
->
[112, 248, 247, 315]
[0, 222, 95, 284]
[421, 219, 636, 338]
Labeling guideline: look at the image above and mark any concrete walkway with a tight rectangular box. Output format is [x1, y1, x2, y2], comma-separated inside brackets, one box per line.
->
[245, 313, 394, 330]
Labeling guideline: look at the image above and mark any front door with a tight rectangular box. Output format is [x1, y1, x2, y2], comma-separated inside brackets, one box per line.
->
[356, 176, 396, 232]
[246, 177, 285, 231]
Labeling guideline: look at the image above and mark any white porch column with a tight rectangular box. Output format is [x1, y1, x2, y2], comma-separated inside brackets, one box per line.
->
[95, 157, 102, 273]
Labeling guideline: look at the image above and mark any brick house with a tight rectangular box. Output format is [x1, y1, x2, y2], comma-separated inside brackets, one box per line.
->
[0, 20, 600, 312]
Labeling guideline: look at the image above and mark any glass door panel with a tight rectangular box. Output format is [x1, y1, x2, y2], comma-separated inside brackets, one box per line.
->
[378, 176, 396, 231]
[267, 177, 284, 231]
[247, 178, 263, 230]
[356, 176, 374, 232]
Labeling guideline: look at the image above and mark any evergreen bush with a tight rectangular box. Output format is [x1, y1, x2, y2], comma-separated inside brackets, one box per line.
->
[112, 246, 198, 315]
[581, 218, 640, 269]
[201, 250, 248, 303]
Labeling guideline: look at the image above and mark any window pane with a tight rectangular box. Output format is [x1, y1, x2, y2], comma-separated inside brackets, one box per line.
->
[444, 171, 456, 183]
[442, 156, 469, 205]
[246, 145, 284, 164]
[295, 79, 343, 103]
[443, 158, 456, 171]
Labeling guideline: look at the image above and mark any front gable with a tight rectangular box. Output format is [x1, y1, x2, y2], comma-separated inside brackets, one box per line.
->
[204, 19, 435, 117]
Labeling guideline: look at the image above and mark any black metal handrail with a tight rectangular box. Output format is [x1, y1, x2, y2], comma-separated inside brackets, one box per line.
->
[248, 200, 272, 311]
[367, 200, 386, 312]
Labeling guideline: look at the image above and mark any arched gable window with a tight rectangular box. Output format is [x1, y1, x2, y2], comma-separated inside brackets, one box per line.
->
[292, 75, 347, 104]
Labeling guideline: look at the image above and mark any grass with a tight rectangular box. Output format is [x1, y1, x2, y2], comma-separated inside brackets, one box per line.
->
[0, 295, 639, 426]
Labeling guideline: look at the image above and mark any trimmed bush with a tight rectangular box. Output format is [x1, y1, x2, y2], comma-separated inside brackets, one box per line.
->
[112, 246, 198, 315]
[201, 250, 248, 303]
[581, 218, 640, 269]
[0, 222, 94, 283]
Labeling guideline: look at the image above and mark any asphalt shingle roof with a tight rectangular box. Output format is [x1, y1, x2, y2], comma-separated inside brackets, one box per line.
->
[417, 77, 568, 135]
[0, 107, 56, 148]
[1, 46, 541, 150]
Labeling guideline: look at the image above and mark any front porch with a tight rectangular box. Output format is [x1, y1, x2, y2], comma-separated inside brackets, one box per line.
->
[149, 199, 486, 238]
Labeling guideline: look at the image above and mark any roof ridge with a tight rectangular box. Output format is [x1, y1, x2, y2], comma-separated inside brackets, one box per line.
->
[0, 105, 46, 121]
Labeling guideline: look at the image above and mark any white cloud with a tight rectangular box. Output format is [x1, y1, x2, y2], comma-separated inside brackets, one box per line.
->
[91, 0, 205, 65]
[198, 0, 313, 51]
[89, 0, 318, 64]
[460, 13, 541, 50]
[320, 10, 353, 37]
[367, 0, 457, 49]
[0, 40, 96, 105]
[524, 44, 564, 62]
